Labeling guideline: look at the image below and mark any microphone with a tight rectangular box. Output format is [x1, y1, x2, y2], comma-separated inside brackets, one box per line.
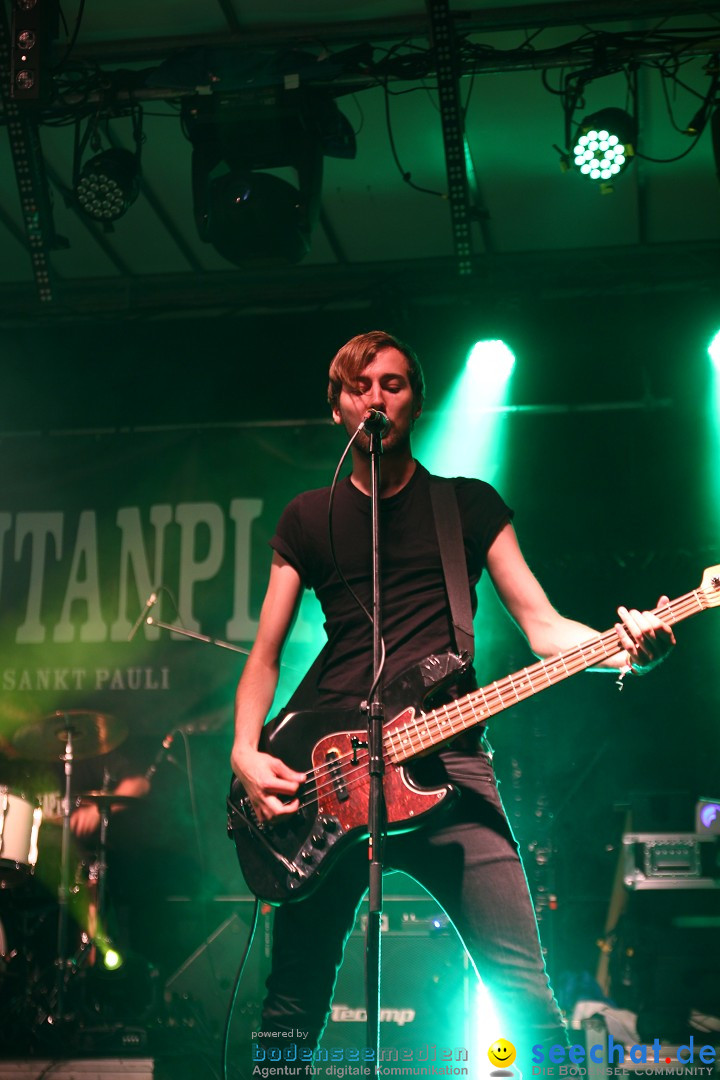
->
[128, 591, 158, 642]
[144, 730, 177, 782]
[361, 409, 391, 436]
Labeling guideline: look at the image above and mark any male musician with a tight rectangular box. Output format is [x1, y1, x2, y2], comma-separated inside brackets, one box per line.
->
[0, 740, 150, 840]
[230, 330, 675, 1066]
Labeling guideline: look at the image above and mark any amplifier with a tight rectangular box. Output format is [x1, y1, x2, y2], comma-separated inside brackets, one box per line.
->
[623, 833, 720, 890]
[163, 894, 470, 1052]
[349, 894, 457, 937]
[324, 896, 473, 1053]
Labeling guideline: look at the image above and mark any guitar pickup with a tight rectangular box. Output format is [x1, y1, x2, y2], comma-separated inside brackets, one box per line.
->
[326, 748, 349, 802]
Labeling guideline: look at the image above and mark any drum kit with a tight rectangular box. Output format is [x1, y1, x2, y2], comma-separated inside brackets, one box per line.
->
[0, 708, 143, 1040]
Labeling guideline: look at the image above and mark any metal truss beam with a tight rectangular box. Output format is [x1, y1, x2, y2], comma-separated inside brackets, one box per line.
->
[63, 3, 720, 62]
[0, 240, 717, 324]
[426, 0, 474, 276]
[0, 0, 59, 302]
[22, 29, 719, 113]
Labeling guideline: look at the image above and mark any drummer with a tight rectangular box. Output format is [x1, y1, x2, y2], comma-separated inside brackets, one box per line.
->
[0, 737, 149, 841]
[0, 732, 151, 977]
[40, 754, 149, 839]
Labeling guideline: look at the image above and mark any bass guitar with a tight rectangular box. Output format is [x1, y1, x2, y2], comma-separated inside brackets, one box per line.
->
[228, 565, 720, 904]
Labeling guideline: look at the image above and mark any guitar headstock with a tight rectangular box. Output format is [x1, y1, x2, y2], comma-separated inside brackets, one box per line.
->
[699, 565, 720, 608]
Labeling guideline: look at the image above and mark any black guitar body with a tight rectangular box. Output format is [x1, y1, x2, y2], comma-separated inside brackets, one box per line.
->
[226, 567, 720, 903]
[227, 652, 468, 904]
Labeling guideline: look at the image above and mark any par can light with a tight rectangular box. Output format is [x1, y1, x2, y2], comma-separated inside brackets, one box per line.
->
[75, 148, 140, 222]
[573, 108, 636, 184]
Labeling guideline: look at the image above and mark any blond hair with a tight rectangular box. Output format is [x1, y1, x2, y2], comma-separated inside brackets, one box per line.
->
[327, 331, 425, 410]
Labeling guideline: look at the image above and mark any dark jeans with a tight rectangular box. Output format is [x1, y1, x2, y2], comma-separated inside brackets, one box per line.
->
[262, 749, 567, 1067]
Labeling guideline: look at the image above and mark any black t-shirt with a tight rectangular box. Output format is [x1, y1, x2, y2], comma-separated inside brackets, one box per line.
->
[271, 462, 512, 710]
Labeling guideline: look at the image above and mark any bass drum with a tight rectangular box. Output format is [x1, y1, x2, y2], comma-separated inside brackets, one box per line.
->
[0, 901, 28, 1051]
[0, 788, 42, 887]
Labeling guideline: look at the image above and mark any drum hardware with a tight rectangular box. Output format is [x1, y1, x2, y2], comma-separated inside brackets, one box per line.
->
[69, 790, 141, 971]
[16, 812, 143, 1040]
[5, 716, 130, 1025]
[3, 710, 152, 1042]
[8, 707, 128, 1020]
[76, 790, 144, 807]
[12, 709, 128, 762]
[53, 723, 78, 1023]
[0, 787, 42, 887]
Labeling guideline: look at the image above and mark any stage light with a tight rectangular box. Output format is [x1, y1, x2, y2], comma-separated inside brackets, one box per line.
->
[184, 87, 354, 266]
[467, 339, 516, 388]
[708, 329, 720, 370]
[469, 978, 502, 1073]
[415, 339, 515, 483]
[195, 168, 316, 264]
[17, 29, 37, 50]
[10, 0, 59, 103]
[15, 70, 35, 91]
[706, 329, 720, 541]
[75, 149, 141, 223]
[103, 947, 123, 970]
[572, 108, 636, 183]
[415, 337, 516, 669]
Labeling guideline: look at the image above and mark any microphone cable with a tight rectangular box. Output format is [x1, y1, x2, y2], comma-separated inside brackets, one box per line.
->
[327, 421, 386, 703]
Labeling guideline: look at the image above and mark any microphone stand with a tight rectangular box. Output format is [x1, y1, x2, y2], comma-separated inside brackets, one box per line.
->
[365, 423, 386, 1069]
[54, 724, 75, 1024]
[145, 617, 251, 655]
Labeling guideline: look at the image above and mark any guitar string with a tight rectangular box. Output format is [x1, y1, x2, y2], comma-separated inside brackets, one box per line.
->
[289, 590, 707, 810]
[384, 591, 703, 763]
[293, 590, 704, 807]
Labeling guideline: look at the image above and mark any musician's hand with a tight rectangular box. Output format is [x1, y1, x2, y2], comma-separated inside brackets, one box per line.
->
[71, 803, 101, 838]
[615, 594, 676, 674]
[231, 746, 306, 823]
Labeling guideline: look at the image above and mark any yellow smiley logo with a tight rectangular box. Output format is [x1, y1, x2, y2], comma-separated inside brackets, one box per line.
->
[488, 1040, 516, 1069]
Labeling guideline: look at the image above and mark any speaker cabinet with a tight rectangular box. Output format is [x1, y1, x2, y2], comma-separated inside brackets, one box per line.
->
[164, 895, 474, 1054]
[323, 898, 473, 1053]
[165, 906, 271, 1039]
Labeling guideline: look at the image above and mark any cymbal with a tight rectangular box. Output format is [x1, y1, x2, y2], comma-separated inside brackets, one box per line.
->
[12, 710, 128, 761]
[76, 790, 140, 806]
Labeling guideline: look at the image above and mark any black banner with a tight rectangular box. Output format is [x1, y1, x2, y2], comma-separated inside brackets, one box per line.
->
[0, 423, 337, 743]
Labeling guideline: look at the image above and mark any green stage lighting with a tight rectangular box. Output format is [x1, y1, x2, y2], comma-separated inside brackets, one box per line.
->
[415, 338, 517, 674]
[573, 108, 635, 183]
[709, 329, 720, 371]
[103, 947, 123, 970]
[467, 339, 516, 386]
[415, 339, 515, 483]
[706, 329, 720, 541]
[475, 978, 501, 1068]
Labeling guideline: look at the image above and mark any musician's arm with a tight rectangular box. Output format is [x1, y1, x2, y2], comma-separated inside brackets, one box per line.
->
[71, 775, 151, 838]
[231, 552, 307, 821]
[486, 522, 674, 672]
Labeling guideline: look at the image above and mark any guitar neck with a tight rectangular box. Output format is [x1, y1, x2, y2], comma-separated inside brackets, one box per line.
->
[388, 588, 705, 763]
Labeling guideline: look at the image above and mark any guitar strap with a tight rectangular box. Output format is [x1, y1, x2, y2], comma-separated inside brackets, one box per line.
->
[429, 477, 475, 660]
